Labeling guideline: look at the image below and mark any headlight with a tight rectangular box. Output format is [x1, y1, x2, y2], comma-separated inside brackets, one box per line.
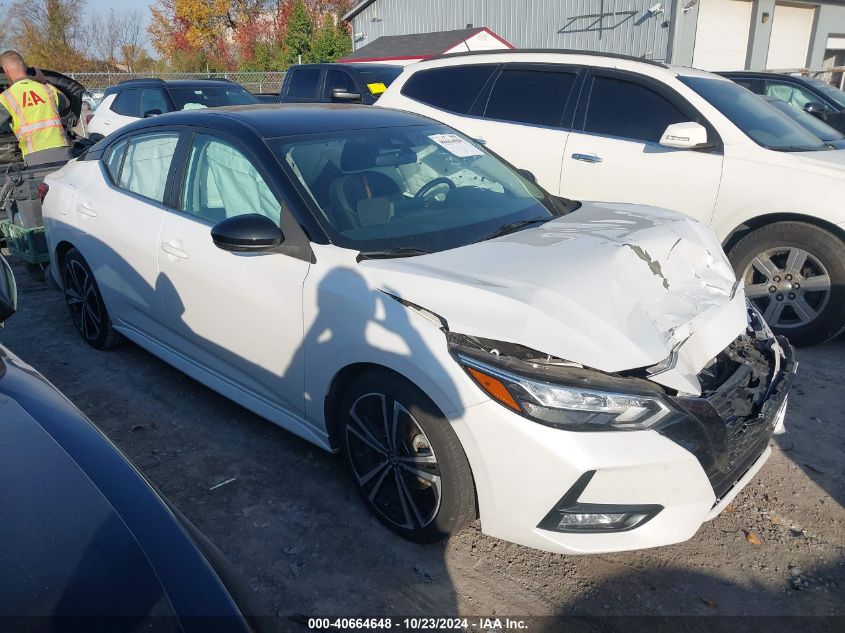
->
[456, 353, 678, 432]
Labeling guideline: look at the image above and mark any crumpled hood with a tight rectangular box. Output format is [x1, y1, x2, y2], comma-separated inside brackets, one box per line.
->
[360, 202, 748, 395]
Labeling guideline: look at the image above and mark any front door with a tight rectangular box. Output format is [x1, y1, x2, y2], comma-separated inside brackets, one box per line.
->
[560, 71, 724, 224]
[156, 132, 310, 420]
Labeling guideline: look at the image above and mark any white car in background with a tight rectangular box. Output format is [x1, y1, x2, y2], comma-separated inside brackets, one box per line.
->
[377, 50, 845, 346]
[41, 105, 795, 555]
[86, 78, 258, 139]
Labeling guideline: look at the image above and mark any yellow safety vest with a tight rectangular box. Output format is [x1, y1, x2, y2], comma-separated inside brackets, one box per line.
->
[0, 79, 68, 157]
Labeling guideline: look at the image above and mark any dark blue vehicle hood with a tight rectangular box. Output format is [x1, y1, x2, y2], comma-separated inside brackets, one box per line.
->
[0, 344, 255, 632]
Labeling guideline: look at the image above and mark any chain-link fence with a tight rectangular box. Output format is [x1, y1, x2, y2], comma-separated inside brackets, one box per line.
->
[63, 71, 287, 94]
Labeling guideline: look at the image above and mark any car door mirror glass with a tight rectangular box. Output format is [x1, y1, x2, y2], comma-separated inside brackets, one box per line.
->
[211, 214, 284, 252]
[517, 168, 537, 184]
[659, 121, 710, 149]
[331, 88, 362, 103]
[803, 102, 830, 118]
[0, 254, 18, 324]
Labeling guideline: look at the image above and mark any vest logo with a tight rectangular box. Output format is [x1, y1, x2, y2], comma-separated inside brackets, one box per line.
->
[21, 90, 47, 107]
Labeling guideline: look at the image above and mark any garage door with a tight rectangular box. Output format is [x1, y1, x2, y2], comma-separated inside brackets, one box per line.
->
[693, 0, 753, 70]
[766, 3, 815, 69]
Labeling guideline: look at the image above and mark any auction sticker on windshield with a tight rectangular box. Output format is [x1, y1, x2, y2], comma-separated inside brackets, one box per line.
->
[429, 133, 484, 158]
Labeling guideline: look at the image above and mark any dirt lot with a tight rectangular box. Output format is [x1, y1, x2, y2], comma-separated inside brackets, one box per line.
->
[2, 259, 843, 627]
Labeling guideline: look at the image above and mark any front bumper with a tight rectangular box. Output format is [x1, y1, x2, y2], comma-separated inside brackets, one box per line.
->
[450, 336, 796, 555]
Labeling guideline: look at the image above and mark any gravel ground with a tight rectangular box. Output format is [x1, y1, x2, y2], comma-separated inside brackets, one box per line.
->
[1, 259, 843, 627]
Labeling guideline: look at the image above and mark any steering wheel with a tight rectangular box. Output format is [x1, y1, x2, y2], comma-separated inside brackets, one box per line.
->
[414, 177, 455, 202]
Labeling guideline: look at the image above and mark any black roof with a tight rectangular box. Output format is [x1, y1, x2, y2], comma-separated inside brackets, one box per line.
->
[119, 103, 437, 138]
[340, 27, 492, 61]
[103, 78, 238, 96]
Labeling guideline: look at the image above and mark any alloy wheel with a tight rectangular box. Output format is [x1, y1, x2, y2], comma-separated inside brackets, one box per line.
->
[743, 247, 831, 329]
[63, 259, 102, 342]
[345, 393, 442, 530]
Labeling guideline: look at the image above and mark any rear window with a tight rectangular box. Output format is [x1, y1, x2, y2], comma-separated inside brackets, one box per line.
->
[112, 89, 139, 117]
[401, 65, 497, 114]
[352, 65, 403, 96]
[484, 69, 577, 127]
[287, 69, 322, 99]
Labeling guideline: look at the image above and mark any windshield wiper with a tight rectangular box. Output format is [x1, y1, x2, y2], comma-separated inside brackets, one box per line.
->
[769, 145, 830, 152]
[483, 217, 550, 241]
[357, 247, 432, 262]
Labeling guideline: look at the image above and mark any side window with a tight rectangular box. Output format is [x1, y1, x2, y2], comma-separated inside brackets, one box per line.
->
[325, 70, 356, 100]
[181, 133, 280, 224]
[733, 78, 756, 92]
[117, 132, 180, 203]
[139, 88, 170, 115]
[764, 81, 816, 108]
[287, 69, 322, 99]
[584, 76, 688, 143]
[401, 65, 497, 114]
[484, 69, 577, 127]
[112, 89, 139, 117]
[104, 138, 128, 183]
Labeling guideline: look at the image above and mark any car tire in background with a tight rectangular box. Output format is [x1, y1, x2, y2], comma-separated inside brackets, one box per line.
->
[61, 247, 123, 350]
[729, 221, 845, 346]
[339, 369, 477, 543]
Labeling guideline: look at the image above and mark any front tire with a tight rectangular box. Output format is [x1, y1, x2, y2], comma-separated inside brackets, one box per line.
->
[728, 221, 845, 346]
[61, 248, 122, 349]
[339, 370, 477, 543]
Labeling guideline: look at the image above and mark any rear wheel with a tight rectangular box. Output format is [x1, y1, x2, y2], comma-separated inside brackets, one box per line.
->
[61, 248, 122, 349]
[339, 370, 476, 543]
[728, 222, 845, 346]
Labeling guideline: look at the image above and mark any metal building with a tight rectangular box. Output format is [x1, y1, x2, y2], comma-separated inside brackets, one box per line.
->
[343, 0, 845, 72]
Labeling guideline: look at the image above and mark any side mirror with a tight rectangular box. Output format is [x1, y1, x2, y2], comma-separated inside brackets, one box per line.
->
[803, 102, 830, 119]
[211, 214, 284, 253]
[517, 168, 537, 184]
[331, 88, 362, 103]
[659, 121, 710, 149]
[0, 254, 18, 325]
[143, 109, 163, 118]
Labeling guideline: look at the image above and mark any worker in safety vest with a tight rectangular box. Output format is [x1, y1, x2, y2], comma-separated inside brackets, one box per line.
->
[0, 50, 70, 167]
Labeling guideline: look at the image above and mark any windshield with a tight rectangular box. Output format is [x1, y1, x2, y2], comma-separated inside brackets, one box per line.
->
[803, 76, 845, 108]
[350, 64, 403, 97]
[681, 77, 829, 151]
[273, 125, 565, 254]
[167, 85, 258, 110]
[765, 97, 844, 142]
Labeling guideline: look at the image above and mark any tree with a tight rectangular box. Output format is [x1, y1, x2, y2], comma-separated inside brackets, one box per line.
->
[307, 13, 350, 63]
[282, 0, 312, 65]
[5, 0, 89, 69]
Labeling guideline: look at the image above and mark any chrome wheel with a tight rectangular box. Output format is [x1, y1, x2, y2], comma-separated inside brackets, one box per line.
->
[345, 393, 441, 530]
[63, 259, 102, 342]
[743, 247, 831, 329]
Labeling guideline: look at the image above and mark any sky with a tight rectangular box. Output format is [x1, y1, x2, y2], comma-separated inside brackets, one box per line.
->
[86, 0, 153, 51]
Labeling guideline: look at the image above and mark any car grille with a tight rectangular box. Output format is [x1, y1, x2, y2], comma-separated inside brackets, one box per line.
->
[657, 325, 794, 500]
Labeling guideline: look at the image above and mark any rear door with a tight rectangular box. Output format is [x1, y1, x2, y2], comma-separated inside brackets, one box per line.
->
[76, 130, 181, 336]
[472, 63, 580, 192]
[89, 90, 140, 136]
[560, 70, 723, 223]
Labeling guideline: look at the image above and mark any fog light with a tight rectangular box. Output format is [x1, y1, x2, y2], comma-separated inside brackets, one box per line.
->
[537, 471, 663, 533]
[554, 510, 651, 531]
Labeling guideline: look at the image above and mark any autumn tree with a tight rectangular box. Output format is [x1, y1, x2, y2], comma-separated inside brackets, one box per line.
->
[5, 0, 89, 69]
[307, 14, 350, 63]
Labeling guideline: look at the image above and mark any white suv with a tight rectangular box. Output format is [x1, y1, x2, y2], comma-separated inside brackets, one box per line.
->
[378, 51, 845, 345]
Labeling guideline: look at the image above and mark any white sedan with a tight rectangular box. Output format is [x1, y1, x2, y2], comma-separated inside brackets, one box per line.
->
[42, 105, 795, 554]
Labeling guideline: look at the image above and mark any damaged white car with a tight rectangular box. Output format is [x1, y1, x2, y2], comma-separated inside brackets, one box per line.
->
[42, 105, 795, 554]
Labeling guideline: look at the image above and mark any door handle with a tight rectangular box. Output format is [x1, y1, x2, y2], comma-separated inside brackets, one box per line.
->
[77, 201, 97, 217]
[161, 241, 189, 260]
[571, 153, 603, 164]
